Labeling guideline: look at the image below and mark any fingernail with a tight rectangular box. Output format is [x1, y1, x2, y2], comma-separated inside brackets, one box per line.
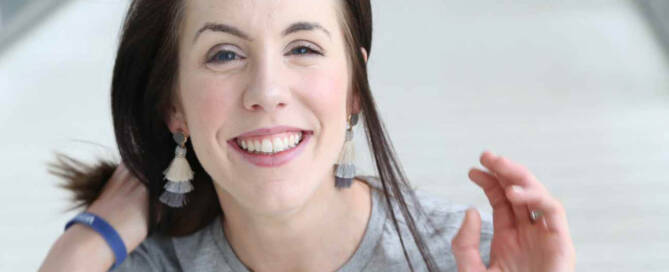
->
[510, 185, 523, 193]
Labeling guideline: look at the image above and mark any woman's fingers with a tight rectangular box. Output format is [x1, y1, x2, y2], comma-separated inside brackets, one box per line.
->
[480, 151, 542, 190]
[452, 208, 487, 272]
[479, 151, 552, 225]
[505, 185, 568, 233]
[468, 168, 515, 231]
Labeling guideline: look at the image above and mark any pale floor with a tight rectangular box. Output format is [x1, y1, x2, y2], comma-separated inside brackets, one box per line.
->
[1, 0, 667, 271]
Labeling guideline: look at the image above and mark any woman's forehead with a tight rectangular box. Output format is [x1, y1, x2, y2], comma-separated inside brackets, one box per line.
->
[183, 0, 342, 39]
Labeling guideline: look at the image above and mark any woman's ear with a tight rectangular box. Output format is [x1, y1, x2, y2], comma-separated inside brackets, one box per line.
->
[350, 47, 368, 116]
[360, 47, 368, 64]
[165, 103, 189, 135]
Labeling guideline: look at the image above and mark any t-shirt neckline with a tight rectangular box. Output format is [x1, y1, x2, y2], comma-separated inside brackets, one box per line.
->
[210, 180, 386, 272]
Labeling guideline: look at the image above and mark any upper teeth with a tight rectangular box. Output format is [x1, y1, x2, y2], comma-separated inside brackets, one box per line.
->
[237, 131, 303, 154]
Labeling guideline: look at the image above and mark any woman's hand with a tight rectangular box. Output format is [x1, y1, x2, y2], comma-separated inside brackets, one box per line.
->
[86, 162, 150, 252]
[452, 151, 575, 272]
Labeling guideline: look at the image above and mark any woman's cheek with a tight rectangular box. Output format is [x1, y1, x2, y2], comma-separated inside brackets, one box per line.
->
[297, 68, 349, 117]
[294, 66, 349, 160]
[184, 76, 238, 137]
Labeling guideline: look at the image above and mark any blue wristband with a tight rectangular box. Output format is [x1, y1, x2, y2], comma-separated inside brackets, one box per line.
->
[65, 212, 127, 270]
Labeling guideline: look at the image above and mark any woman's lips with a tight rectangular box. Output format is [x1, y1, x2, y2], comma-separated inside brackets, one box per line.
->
[228, 131, 312, 167]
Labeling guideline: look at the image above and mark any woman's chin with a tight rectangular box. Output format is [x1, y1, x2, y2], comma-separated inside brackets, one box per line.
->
[242, 178, 319, 215]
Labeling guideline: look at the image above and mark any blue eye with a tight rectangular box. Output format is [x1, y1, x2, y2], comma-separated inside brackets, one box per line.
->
[289, 46, 321, 56]
[208, 50, 242, 63]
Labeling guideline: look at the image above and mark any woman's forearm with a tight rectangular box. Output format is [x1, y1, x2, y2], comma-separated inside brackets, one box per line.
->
[39, 224, 115, 272]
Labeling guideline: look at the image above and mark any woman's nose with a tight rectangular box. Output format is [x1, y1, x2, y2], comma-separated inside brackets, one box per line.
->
[242, 57, 290, 113]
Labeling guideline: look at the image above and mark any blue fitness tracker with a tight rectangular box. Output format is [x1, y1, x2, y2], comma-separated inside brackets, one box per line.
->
[64, 212, 127, 270]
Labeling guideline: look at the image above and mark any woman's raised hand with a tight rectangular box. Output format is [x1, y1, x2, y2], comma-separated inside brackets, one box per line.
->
[85, 162, 150, 252]
[452, 151, 575, 272]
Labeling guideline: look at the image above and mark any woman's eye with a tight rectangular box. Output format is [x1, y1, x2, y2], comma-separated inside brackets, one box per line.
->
[288, 46, 321, 56]
[206, 45, 321, 65]
[207, 50, 243, 64]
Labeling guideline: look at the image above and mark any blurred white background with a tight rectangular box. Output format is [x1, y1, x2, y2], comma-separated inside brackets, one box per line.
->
[1, 0, 668, 271]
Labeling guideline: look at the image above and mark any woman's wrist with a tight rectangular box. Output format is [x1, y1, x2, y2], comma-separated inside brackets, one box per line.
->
[64, 212, 127, 269]
[65, 224, 116, 263]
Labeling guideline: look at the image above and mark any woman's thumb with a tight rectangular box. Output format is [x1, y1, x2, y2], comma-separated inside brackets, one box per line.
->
[452, 208, 486, 272]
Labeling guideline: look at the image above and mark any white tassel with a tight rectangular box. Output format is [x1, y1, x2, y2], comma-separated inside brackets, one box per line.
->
[162, 147, 194, 183]
[160, 145, 194, 207]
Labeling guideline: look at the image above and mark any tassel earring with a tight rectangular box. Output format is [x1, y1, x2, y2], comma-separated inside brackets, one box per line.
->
[334, 113, 358, 189]
[159, 131, 195, 208]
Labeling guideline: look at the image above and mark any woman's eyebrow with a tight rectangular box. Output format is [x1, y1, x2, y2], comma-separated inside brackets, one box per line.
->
[282, 22, 331, 39]
[193, 21, 331, 44]
[193, 23, 251, 43]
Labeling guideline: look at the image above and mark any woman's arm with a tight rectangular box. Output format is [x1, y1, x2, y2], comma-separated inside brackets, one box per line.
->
[39, 163, 150, 272]
[40, 224, 117, 271]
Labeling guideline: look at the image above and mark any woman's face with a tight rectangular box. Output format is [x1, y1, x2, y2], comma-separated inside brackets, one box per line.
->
[169, 0, 359, 213]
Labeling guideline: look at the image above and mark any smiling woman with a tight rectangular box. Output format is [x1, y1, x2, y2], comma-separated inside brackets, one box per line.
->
[39, 0, 575, 272]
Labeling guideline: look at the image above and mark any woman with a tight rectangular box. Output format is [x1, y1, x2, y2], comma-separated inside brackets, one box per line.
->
[40, 0, 575, 271]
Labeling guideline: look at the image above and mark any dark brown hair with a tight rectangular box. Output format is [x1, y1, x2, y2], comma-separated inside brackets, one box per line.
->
[51, 0, 440, 271]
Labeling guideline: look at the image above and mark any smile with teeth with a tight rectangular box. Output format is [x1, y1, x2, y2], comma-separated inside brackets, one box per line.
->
[235, 131, 304, 155]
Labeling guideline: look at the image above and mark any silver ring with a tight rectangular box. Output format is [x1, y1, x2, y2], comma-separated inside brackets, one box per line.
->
[529, 209, 543, 223]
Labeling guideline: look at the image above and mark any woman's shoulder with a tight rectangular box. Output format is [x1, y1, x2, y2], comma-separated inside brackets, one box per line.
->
[116, 215, 239, 271]
[359, 175, 493, 230]
[357, 175, 493, 271]
[114, 231, 182, 271]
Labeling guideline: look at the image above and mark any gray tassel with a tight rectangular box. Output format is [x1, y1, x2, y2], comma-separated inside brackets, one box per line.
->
[164, 179, 194, 193]
[334, 115, 357, 189]
[160, 191, 189, 208]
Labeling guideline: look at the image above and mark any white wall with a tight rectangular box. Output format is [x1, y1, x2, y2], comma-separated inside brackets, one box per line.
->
[1, 0, 667, 270]
[0, 1, 127, 270]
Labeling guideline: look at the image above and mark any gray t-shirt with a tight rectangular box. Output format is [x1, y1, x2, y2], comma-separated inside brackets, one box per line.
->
[114, 176, 493, 271]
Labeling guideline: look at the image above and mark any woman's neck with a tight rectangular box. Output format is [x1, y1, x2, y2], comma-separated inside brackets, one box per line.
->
[216, 177, 372, 272]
